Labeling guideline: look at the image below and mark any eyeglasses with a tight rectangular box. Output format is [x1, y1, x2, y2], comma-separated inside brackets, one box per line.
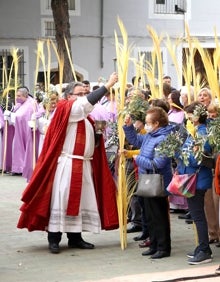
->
[70, 92, 84, 97]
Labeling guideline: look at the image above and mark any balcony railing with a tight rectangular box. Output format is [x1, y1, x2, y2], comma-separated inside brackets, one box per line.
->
[154, 0, 186, 14]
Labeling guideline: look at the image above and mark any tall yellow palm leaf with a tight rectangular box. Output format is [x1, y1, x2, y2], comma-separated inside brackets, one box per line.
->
[147, 26, 164, 98]
[213, 28, 220, 102]
[165, 35, 182, 84]
[32, 41, 46, 169]
[46, 39, 51, 97]
[182, 49, 195, 102]
[51, 40, 64, 90]
[114, 17, 132, 250]
[134, 51, 146, 89]
[11, 48, 19, 99]
[64, 37, 77, 82]
[2, 57, 7, 88]
[184, 23, 201, 101]
[130, 57, 140, 88]
[38, 41, 48, 95]
[138, 52, 147, 89]
[130, 53, 146, 90]
[2, 49, 20, 175]
[144, 52, 160, 98]
[194, 39, 219, 100]
[34, 42, 41, 96]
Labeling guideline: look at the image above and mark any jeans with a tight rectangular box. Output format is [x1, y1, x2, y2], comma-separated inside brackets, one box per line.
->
[187, 189, 212, 253]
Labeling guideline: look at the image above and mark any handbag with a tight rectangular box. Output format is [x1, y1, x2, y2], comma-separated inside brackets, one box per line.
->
[135, 162, 166, 197]
[200, 152, 215, 169]
[166, 171, 198, 198]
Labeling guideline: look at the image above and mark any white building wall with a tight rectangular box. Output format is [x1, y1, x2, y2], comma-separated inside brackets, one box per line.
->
[0, 0, 220, 90]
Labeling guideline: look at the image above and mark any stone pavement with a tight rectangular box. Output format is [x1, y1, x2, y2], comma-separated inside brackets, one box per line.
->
[1, 174, 220, 282]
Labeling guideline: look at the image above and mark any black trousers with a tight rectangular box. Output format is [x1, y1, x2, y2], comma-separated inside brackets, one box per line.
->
[187, 189, 212, 253]
[47, 232, 82, 244]
[144, 196, 171, 253]
[126, 161, 142, 228]
[138, 196, 149, 236]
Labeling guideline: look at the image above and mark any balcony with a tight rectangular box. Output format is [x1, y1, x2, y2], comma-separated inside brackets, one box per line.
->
[154, 0, 186, 14]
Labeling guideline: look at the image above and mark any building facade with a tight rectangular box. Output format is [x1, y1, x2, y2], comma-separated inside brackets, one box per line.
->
[0, 0, 220, 91]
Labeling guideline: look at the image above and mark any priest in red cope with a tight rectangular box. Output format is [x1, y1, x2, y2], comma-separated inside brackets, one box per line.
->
[17, 73, 119, 254]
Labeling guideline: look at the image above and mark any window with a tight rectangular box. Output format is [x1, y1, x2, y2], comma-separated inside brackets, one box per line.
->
[41, 0, 80, 16]
[0, 49, 25, 90]
[44, 20, 56, 37]
[139, 51, 164, 79]
[134, 47, 167, 81]
[41, 0, 81, 37]
[149, 0, 190, 19]
[156, 0, 165, 4]
[154, 0, 186, 14]
[68, 0, 76, 10]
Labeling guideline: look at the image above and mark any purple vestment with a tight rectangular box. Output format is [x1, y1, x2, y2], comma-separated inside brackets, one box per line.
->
[11, 97, 36, 174]
[22, 103, 45, 182]
[90, 103, 110, 121]
[0, 107, 4, 169]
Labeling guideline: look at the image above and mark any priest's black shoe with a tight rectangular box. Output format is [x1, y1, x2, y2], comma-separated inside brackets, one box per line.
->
[150, 250, 170, 259]
[133, 233, 148, 241]
[142, 249, 157, 256]
[68, 239, 95, 249]
[127, 225, 142, 233]
[49, 243, 60, 254]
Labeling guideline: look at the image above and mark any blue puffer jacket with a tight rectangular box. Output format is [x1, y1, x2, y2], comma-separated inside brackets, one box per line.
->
[123, 124, 176, 192]
[176, 124, 213, 190]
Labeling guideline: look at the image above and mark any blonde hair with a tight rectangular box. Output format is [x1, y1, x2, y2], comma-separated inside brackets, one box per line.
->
[207, 103, 219, 113]
[180, 85, 195, 103]
[197, 87, 212, 100]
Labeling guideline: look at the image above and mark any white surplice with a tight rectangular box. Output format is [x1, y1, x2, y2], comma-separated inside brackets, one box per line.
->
[48, 97, 101, 233]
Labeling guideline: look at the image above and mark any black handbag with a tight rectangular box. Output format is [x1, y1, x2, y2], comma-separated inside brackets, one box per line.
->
[135, 162, 166, 197]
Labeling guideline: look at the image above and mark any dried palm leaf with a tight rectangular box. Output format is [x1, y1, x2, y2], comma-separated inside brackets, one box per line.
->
[114, 17, 132, 250]
[147, 26, 164, 98]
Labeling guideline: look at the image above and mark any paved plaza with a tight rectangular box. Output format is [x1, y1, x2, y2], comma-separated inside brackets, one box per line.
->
[1, 174, 220, 282]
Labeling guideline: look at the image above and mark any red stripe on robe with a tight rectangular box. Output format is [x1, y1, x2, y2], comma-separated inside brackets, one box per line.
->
[67, 120, 85, 216]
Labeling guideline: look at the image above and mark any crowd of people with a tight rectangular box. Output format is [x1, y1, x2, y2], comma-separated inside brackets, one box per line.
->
[1, 73, 220, 273]
[123, 75, 220, 272]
